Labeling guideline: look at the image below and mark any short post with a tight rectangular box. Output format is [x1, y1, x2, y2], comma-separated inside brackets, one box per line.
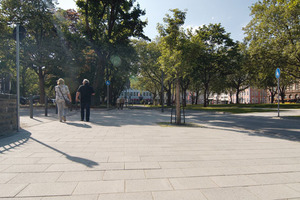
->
[161, 71, 164, 113]
[45, 95, 48, 116]
[275, 68, 280, 117]
[106, 80, 110, 109]
[29, 94, 33, 118]
[107, 84, 109, 109]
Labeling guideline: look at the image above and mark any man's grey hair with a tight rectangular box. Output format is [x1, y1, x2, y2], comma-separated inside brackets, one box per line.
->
[83, 79, 89, 84]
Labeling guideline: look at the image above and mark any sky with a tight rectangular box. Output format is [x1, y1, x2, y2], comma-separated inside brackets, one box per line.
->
[56, 0, 257, 42]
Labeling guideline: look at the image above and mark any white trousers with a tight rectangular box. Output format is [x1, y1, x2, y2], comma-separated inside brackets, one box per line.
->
[56, 100, 66, 121]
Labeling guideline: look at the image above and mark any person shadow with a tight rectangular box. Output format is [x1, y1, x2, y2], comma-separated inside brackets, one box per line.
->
[0, 130, 98, 168]
[29, 136, 98, 168]
[66, 122, 92, 128]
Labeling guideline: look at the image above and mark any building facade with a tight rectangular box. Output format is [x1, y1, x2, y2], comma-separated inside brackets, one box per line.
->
[285, 80, 300, 102]
[231, 88, 269, 104]
[186, 87, 269, 105]
[119, 88, 153, 104]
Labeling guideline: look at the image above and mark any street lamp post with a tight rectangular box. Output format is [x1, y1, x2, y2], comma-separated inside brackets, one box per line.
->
[16, 23, 20, 131]
[13, 23, 26, 131]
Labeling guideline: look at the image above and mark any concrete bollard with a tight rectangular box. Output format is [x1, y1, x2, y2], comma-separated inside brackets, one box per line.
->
[45, 95, 48, 116]
[29, 94, 33, 118]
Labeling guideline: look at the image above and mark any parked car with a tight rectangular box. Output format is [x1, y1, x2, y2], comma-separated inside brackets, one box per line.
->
[29, 95, 55, 104]
[20, 97, 28, 105]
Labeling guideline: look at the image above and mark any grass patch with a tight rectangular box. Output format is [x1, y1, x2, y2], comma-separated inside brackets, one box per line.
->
[207, 103, 300, 109]
[283, 116, 300, 119]
[157, 122, 204, 127]
[184, 105, 276, 114]
[148, 103, 300, 112]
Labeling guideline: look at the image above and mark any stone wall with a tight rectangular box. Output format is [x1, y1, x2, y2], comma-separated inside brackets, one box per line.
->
[0, 94, 17, 136]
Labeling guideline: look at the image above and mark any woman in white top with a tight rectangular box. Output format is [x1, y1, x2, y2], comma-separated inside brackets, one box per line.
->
[55, 78, 72, 122]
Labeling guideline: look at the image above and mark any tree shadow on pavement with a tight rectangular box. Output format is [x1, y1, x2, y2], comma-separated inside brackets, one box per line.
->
[88, 109, 168, 127]
[188, 111, 300, 142]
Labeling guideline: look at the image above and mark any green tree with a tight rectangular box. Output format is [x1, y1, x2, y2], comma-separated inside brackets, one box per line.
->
[190, 23, 235, 107]
[133, 40, 162, 103]
[52, 9, 86, 96]
[244, 0, 299, 79]
[75, 0, 148, 104]
[1, 0, 66, 103]
[158, 9, 186, 124]
[226, 42, 254, 104]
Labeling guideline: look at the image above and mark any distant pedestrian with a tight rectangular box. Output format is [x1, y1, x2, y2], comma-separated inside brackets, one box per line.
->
[76, 79, 95, 122]
[55, 78, 72, 122]
[116, 98, 121, 109]
[120, 97, 125, 110]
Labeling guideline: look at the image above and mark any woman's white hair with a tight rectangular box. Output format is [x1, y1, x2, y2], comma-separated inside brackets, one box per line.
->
[57, 78, 64, 85]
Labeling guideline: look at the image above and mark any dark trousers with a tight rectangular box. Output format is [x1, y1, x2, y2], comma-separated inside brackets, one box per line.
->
[80, 102, 91, 121]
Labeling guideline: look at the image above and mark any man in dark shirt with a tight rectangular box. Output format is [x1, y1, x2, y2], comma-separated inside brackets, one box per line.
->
[76, 79, 95, 122]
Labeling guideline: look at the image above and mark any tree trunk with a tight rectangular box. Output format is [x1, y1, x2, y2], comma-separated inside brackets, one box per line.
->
[92, 52, 105, 105]
[280, 92, 285, 103]
[153, 92, 157, 106]
[229, 90, 233, 104]
[271, 93, 275, 103]
[236, 88, 240, 104]
[182, 89, 187, 107]
[191, 92, 195, 105]
[176, 78, 181, 125]
[167, 83, 172, 106]
[203, 84, 208, 107]
[38, 67, 45, 104]
[268, 88, 276, 103]
[280, 86, 285, 104]
[195, 91, 199, 105]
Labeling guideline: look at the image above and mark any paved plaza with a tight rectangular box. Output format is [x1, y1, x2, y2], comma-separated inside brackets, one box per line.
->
[0, 107, 300, 200]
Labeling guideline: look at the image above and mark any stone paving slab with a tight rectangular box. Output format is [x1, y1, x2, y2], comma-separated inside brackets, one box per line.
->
[0, 108, 299, 199]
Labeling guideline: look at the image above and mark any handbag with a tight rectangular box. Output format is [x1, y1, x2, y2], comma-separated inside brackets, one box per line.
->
[58, 86, 72, 107]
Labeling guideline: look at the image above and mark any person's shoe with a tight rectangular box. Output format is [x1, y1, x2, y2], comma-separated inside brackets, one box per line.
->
[63, 116, 66, 122]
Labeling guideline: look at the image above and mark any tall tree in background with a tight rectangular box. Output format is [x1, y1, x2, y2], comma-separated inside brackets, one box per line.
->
[0, 0, 64, 103]
[158, 9, 186, 124]
[226, 42, 253, 104]
[244, 0, 299, 79]
[53, 8, 96, 97]
[76, 0, 148, 104]
[0, 4, 15, 93]
[0, 7, 13, 74]
[190, 23, 235, 107]
[133, 40, 162, 104]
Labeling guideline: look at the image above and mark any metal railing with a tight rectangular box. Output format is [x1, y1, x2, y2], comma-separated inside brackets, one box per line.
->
[170, 104, 185, 124]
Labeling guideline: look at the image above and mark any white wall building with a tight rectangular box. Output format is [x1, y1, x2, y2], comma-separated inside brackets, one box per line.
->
[119, 88, 153, 104]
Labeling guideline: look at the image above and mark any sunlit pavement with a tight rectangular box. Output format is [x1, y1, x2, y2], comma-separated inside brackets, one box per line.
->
[0, 107, 299, 200]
